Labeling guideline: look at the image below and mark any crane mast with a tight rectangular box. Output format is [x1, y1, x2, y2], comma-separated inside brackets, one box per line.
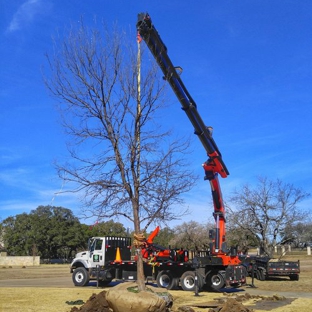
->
[137, 13, 231, 256]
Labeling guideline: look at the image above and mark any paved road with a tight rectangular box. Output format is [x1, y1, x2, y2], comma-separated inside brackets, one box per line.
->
[0, 276, 118, 289]
[240, 286, 312, 299]
[0, 276, 74, 288]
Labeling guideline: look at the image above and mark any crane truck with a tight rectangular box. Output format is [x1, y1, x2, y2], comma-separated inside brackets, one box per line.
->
[69, 12, 247, 292]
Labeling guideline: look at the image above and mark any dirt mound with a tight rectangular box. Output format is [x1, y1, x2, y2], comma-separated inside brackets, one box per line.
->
[70, 291, 112, 312]
[70, 292, 252, 312]
[69, 283, 172, 312]
[204, 292, 291, 312]
[207, 298, 253, 312]
[69, 290, 290, 312]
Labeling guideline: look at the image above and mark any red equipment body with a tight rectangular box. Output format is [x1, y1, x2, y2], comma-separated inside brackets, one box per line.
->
[137, 13, 238, 266]
[141, 226, 189, 263]
[146, 225, 160, 244]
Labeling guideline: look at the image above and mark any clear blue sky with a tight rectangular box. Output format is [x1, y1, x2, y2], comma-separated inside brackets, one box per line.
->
[1, 0, 311, 228]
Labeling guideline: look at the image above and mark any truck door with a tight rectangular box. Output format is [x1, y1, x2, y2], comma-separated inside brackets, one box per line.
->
[89, 238, 105, 267]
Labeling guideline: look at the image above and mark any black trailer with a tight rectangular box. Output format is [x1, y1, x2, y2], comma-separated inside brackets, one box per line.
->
[240, 255, 300, 281]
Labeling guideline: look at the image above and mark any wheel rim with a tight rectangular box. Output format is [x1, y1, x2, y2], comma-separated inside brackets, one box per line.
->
[183, 276, 195, 290]
[75, 272, 84, 283]
[211, 274, 222, 286]
[160, 275, 170, 287]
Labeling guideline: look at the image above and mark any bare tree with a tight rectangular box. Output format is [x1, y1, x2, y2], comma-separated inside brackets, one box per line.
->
[44, 21, 197, 290]
[225, 225, 258, 255]
[281, 221, 312, 247]
[227, 176, 310, 255]
[169, 221, 214, 251]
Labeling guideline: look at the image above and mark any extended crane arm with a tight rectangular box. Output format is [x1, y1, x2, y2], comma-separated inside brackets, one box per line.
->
[137, 13, 229, 179]
[137, 13, 229, 253]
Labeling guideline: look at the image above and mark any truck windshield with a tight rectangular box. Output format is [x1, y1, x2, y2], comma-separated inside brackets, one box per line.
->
[88, 238, 95, 251]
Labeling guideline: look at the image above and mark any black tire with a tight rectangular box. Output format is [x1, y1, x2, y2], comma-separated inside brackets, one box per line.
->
[257, 268, 266, 281]
[289, 274, 299, 281]
[72, 267, 90, 286]
[206, 271, 225, 291]
[180, 271, 203, 292]
[170, 277, 180, 290]
[156, 270, 179, 290]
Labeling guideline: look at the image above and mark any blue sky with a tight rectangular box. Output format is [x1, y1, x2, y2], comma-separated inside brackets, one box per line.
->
[1, 0, 312, 228]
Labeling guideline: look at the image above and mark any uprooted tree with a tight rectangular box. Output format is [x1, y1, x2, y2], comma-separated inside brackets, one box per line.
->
[44, 21, 197, 290]
[227, 176, 310, 256]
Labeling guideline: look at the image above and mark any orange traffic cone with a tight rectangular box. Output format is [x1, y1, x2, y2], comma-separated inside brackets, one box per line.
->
[115, 247, 122, 263]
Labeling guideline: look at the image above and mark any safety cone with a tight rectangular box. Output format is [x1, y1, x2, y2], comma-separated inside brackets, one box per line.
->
[115, 247, 122, 263]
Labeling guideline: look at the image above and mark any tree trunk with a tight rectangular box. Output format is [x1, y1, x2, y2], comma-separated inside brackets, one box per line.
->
[136, 251, 145, 291]
[133, 203, 146, 291]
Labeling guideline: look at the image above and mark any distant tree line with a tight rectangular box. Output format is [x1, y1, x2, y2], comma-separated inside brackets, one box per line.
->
[1, 177, 311, 260]
[0, 206, 128, 260]
[0, 207, 215, 259]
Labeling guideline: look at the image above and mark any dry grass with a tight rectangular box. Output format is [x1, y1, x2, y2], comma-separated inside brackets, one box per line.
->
[0, 287, 103, 312]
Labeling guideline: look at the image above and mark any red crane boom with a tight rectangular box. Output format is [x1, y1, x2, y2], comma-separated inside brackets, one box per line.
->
[137, 13, 230, 257]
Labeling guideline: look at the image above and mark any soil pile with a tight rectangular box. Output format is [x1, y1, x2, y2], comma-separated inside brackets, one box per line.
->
[70, 291, 112, 312]
[205, 292, 290, 312]
[69, 290, 289, 312]
[70, 291, 253, 312]
[207, 298, 253, 312]
[69, 282, 172, 312]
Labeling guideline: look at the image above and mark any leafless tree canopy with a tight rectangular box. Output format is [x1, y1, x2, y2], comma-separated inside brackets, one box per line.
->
[227, 176, 310, 255]
[44, 21, 197, 234]
[169, 221, 214, 251]
[281, 219, 312, 247]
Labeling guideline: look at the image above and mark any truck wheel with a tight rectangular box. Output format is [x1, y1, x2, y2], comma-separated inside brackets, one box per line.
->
[257, 268, 266, 281]
[180, 271, 202, 292]
[289, 274, 299, 281]
[72, 267, 90, 286]
[156, 270, 179, 290]
[206, 271, 224, 291]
